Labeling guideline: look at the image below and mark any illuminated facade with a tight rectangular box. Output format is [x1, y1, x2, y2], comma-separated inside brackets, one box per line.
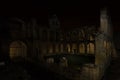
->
[39, 27, 96, 55]
[0, 8, 116, 80]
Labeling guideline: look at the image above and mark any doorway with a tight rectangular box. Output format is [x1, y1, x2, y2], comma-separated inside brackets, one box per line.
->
[9, 41, 27, 59]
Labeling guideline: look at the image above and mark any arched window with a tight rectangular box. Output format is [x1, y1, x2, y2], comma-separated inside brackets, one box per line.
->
[72, 31, 78, 41]
[55, 44, 59, 53]
[9, 41, 27, 59]
[87, 43, 95, 54]
[79, 31, 83, 40]
[72, 43, 77, 54]
[104, 40, 107, 49]
[59, 31, 64, 41]
[66, 32, 71, 41]
[48, 44, 53, 54]
[66, 44, 71, 53]
[90, 35, 94, 41]
[81, 29, 85, 39]
[60, 44, 64, 53]
[79, 43, 85, 54]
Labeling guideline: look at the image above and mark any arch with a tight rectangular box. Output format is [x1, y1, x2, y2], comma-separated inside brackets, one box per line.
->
[66, 44, 71, 53]
[90, 35, 94, 41]
[79, 31, 83, 40]
[87, 43, 95, 54]
[60, 44, 64, 53]
[72, 31, 78, 40]
[48, 44, 53, 54]
[81, 29, 85, 38]
[72, 43, 77, 54]
[41, 44, 47, 54]
[55, 44, 59, 53]
[79, 43, 85, 54]
[9, 41, 27, 59]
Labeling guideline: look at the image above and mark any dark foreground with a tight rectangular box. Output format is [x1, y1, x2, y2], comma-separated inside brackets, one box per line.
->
[0, 58, 69, 80]
[104, 57, 120, 80]
[1, 56, 120, 80]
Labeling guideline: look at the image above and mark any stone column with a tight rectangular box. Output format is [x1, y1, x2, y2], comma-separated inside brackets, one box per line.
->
[57, 43, 60, 54]
[63, 43, 65, 53]
[52, 43, 56, 54]
[57, 44, 60, 54]
[69, 43, 71, 53]
[95, 34, 105, 65]
[63, 43, 67, 53]
[46, 43, 49, 54]
[84, 42, 87, 54]
[77, 43, 79, 54]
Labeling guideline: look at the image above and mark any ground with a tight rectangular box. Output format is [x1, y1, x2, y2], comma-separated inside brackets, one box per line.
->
[105, 53, 120, 80]
[1, 54, 120, 80]
[0, 58, 68, 80]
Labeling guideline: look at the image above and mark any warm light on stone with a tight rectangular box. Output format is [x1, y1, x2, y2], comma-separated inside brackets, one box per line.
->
[9, 41, 27, 58]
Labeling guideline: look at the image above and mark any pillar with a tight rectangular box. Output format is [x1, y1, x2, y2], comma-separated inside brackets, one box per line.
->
[63, 43, 67, 53]
[52, 43, 55, 54]
[77, 43, 79, 54]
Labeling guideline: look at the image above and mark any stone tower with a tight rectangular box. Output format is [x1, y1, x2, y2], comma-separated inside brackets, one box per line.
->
[49, 14, 60, 29]
[100, 8, 112, 37]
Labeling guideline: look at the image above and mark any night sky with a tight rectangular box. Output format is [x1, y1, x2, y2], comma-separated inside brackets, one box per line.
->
[1, 1, 120, 31]
[0, 1, 120, 49]
[48, 1, 120, 31]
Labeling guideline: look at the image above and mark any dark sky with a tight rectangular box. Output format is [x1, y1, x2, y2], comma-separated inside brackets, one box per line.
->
[1, 1, 120, 31]
[50, 1, 120, 31]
